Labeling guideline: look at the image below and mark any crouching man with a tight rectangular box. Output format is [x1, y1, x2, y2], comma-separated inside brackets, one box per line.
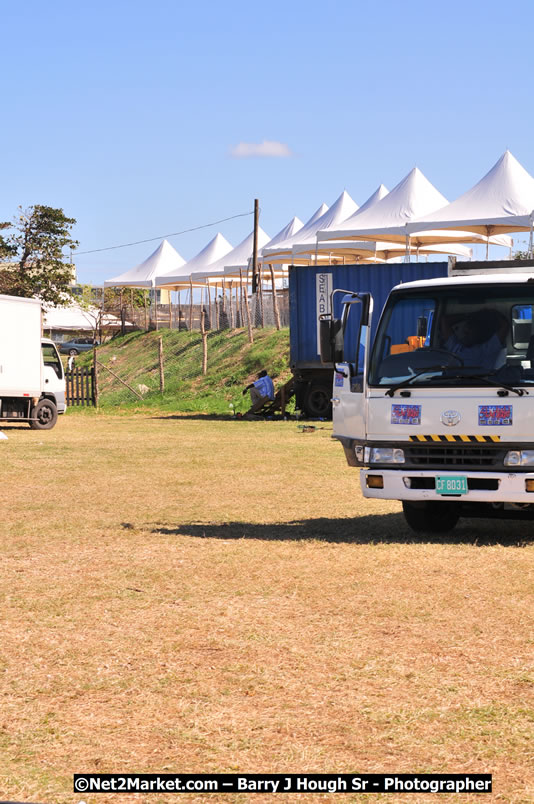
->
[243, 369, 275, 412]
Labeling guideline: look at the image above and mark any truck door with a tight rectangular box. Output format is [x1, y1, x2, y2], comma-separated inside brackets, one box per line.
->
[332, 294, 373, 441]
[41, 342, 66, 410]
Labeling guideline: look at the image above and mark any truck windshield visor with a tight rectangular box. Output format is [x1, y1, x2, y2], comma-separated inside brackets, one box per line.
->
[368, 284, 534, 388]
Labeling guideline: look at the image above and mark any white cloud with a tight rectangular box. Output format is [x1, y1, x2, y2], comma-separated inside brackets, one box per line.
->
[229, 140, 293, 158]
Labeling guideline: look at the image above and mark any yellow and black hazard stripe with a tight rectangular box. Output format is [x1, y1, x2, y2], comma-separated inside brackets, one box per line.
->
[408, 434, 501, 443]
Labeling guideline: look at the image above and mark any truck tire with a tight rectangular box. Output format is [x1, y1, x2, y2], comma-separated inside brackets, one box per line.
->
[29, 399, 58, 430]
[402, 501, 459, 534]
[303, 383, 332, 418]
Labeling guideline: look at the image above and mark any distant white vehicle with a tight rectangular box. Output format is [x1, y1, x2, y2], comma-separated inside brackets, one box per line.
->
[0, 294, 66, 429]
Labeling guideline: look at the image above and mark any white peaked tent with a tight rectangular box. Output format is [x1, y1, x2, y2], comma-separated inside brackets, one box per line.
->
[317, 168, 450, 243]
[198, 226, 271, 283]
[221, 216, 304, 280]
[291, 184, 389, 263]
[259, 202, 330, 263]
[316, 167, 511, 253]
[156, 232, 233, 289]
[43, 303, 125, 331]
[263, 192, 357, 264]
[104, 239, 185, 288]
[404, 151, 534, 243]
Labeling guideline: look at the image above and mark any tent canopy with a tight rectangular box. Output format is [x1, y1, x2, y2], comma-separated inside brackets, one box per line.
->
[287, 184, 389, 262]
[43, 302, 125, 331]
[316, 167, 449, 244]
[262, 192, 357, 264]
[259, 202, 329, 264]
[197, 226, 271, 284]
[404, 150, 534, 237]
[291, 239, 472, 263]
[316, 166, 513, 249]
[156, 232, 233, 289]
[104, 239, 185, 288]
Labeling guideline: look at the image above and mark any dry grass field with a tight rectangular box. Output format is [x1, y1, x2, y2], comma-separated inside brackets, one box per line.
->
[1, 411, 533, 804]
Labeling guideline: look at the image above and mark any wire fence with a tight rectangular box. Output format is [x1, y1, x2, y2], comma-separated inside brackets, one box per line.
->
[103, 289, 289, 333]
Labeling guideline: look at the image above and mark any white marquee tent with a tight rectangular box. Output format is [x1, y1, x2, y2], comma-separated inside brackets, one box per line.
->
[290, 184, 389, 264]
[259, 202, 329, 264]
[403, 151, 534, 246]
[156, 232, 233, 289]
[43, 303, 125, 331]
[104, 239, 185, 288]
[316, 167, 512, 255]
[263, 193, 357, 264]
[197, 226, 271, 283]
[221, 215, 305, 279]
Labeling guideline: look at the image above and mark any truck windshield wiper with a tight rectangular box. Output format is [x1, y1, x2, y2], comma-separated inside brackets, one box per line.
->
[435, 369, 526, 397]
[384, 365, 448, 396]
[385, 367, 526, 397]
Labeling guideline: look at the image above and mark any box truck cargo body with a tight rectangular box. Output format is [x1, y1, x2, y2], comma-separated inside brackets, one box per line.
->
[289, 262, 449, 417]
[0, 294, 66, 429]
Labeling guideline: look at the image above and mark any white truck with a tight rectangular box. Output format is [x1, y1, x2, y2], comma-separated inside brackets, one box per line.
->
[320, 259, 534, 533]
[0, 294, 66, 429]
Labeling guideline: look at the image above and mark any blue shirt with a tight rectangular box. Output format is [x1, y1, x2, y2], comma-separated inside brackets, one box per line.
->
[444, 333, 505, 370]
[254, 375, 275, 400]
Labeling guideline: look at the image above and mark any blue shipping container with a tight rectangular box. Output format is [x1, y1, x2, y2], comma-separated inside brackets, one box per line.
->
[288, 262, 449, 417]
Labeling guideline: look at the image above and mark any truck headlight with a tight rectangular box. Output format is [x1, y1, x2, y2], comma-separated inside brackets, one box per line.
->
[370, 447, 405, 464]
[504, 450, 534, 467]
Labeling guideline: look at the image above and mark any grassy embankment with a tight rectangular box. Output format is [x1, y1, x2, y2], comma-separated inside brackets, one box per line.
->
[74, 327, 291, 415]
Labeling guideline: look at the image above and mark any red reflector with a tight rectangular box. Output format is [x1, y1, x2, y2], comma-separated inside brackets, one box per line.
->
[23, 393, 29, 397]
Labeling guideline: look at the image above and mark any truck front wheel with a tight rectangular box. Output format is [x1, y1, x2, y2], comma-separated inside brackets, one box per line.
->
[29, 399, 58, 430]
[402, 501, 459, 534]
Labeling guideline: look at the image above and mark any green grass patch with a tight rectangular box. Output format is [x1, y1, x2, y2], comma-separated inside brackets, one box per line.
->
[74, 327, 292, 414]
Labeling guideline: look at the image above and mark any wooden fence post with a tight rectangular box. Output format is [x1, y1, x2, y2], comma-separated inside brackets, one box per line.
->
[159, 336, 164, 393]
[241, 268, 253, 343]
[270, 264, 281, 330]
[93, 345, 99, 407]
[201, 310, 208, 375]
[229, 281, 234, 329]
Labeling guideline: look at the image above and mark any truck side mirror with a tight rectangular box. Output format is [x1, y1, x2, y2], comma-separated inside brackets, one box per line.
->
[319, 317, 343, 364]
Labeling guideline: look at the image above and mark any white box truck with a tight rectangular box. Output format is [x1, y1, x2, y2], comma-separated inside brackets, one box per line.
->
[320, 259, 534, 533]
[0, 294, 66, 429]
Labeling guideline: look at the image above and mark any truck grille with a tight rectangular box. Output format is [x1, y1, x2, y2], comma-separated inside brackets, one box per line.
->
[405, 444, 501, 468]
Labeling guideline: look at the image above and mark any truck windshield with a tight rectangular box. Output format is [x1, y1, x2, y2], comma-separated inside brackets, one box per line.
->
[368, 284, 534, 388]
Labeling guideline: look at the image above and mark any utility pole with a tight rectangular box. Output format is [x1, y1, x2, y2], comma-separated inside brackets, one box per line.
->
[251, 199, 259, 294]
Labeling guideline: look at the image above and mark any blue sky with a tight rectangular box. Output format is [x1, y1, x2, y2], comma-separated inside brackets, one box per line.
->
[1, 0, 533, 283]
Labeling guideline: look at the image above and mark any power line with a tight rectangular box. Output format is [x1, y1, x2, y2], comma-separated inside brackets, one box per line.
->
[74, 210, 254, 256]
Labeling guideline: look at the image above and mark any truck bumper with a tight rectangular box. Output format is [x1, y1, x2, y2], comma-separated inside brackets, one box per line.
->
[361, 469, 534, 504]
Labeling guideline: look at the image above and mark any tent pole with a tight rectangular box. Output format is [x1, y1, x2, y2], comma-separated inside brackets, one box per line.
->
[189, 279, 193, 330]
[529, 215, 534, 258]
[405, 233, 411, 263]
[154, 286, 159, 331]
[486, 226, 490, 261]
[169, 290, 173, 330]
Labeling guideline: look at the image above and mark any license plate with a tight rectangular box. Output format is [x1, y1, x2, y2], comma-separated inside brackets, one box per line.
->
[436, 475, 468, 495]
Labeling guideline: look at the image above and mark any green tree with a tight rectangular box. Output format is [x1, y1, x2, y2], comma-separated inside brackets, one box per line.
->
[0, 205, 78, 305]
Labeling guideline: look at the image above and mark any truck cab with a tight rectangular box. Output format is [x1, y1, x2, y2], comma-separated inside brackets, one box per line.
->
[323, 262, 534, 533]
